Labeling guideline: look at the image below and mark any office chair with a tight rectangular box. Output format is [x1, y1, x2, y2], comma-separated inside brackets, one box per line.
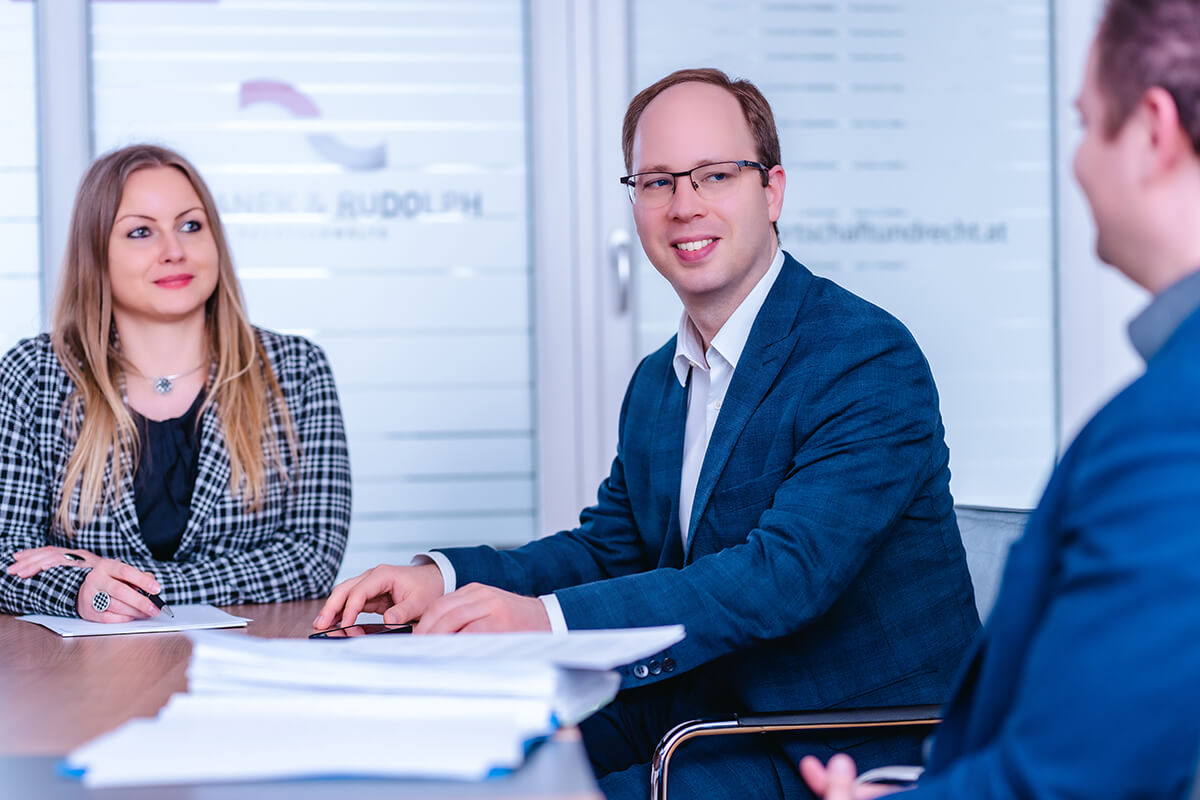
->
[649, 507, 1029, 800]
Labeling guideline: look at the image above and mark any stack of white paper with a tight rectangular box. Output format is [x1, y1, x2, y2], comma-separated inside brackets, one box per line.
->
[65, 624, 685, 787]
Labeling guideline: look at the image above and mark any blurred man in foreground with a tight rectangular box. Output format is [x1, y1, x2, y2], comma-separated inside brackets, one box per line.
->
[802, 1, 1200, 797]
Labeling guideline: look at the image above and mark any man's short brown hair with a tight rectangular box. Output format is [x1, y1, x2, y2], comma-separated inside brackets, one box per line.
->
[621, 68, 782, 173]
[1096, 0, 1200, 152]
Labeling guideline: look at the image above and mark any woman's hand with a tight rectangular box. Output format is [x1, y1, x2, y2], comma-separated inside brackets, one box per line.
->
[76, 558, 163, 623]
[6, 546, 99, 579]
[6, 546, 161, 622]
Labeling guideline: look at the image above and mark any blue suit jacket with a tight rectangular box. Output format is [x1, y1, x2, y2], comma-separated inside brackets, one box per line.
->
[913, 307, 1200, 799]
[441, 254, 978, 753]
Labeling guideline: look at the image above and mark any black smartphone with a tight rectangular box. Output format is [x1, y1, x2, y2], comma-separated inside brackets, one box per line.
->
[309, 622, 414, 639]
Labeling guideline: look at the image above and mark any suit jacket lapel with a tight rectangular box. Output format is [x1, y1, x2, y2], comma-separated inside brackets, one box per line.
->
[106, 439, 145, 553]
[683, 255, 809, 562]
[63, 395, 143, 554]
[651, 352, 688, 569]
[176, 401, 231, 558]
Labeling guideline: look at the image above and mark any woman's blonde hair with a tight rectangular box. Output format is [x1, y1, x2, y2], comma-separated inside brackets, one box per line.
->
[51, 144, 295, 535]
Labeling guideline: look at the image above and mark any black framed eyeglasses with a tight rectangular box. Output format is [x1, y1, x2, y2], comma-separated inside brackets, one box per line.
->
[619, 160, 769, 208]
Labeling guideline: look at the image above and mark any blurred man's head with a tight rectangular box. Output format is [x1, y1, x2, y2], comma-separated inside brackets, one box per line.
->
[1093, 0, 1200, 150]
[1074, 0, 1200, 291]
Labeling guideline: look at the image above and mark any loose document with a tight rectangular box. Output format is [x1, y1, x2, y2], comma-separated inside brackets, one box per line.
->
[18, 605, 248, 636]
[64, 624, 685, 787]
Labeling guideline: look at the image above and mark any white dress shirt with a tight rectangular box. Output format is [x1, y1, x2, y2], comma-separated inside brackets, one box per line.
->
[424, 247, 786, 633]
[672, 247, 785, 546]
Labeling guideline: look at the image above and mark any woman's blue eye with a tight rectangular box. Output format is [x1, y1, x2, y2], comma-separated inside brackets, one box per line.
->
[127, 226, 150, 239]
[180, 219, 202, 233]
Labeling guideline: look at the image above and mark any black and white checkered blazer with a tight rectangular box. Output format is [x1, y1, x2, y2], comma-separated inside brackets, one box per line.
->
[0, 327, 351, 616]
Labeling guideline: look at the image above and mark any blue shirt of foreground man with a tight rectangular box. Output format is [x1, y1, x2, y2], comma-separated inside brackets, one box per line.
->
[317, 68, 980, 799]
[802, 2, 1200, 798]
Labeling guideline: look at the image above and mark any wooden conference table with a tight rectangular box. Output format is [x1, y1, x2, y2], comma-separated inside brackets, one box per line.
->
[0, 599, 601, 799]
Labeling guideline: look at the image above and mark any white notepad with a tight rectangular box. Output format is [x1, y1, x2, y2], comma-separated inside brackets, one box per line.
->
[17, 605, 250, 637]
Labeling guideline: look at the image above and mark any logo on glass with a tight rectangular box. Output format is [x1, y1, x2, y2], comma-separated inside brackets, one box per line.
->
[239, 80, 387, 171]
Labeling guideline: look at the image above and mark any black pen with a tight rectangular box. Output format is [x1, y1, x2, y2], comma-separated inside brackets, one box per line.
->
[135, 587, 175, 618]
[62, 552, 174, 618]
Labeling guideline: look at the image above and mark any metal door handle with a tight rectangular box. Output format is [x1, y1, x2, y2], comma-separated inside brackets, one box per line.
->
[609, 229, 631, 314]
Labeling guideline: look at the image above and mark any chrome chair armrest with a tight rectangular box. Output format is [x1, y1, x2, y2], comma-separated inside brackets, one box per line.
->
[650, 704, 941, 800]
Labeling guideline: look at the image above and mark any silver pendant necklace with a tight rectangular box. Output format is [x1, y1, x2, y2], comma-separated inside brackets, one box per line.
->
[133, 362, 208, 395]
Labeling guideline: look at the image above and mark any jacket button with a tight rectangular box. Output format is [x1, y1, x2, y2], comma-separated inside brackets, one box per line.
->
[648, 660, 662, 675]
[632, 664, 650, 679]
[662, 658, 676, 673]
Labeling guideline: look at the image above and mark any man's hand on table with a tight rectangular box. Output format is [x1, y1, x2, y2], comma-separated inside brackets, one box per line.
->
[314, 564, 551, 633]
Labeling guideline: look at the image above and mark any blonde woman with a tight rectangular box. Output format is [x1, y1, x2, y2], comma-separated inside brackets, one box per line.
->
[0, 144, 351, 622]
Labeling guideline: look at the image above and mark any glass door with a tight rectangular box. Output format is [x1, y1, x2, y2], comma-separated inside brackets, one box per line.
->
[620, 0, 1058, 508]
[90, 0, 538, 577]
[0, 0, 40, 352]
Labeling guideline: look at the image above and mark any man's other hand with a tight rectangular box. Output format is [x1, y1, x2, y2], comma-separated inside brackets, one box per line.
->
[415, 582, 551, 633]
[313, 563, 444, 630]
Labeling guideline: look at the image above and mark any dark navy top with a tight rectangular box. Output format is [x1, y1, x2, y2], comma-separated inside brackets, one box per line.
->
[132, 392, 204, 561]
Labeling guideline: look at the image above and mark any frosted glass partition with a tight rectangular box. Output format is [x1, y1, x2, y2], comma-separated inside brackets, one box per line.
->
[632, 0, 1056, 508]
[91, 0, 534, 577]
[0, 0, 41, 351]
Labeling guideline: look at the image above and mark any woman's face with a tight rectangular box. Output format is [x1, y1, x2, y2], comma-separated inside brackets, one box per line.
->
[107, 167, 220, 326]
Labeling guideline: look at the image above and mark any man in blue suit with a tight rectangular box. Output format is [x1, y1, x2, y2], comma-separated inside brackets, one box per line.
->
[318, 68, 979, 798]
[802, 2, 1200, 798]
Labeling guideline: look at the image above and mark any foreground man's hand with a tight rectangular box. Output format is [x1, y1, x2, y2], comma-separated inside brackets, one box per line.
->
[799, 754, 903, 800]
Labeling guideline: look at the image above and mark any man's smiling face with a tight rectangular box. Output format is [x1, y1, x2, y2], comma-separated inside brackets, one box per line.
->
[629, 81, 784, 316]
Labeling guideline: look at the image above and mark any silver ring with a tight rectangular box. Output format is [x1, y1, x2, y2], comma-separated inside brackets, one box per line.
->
[92, 591, 110, 613]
